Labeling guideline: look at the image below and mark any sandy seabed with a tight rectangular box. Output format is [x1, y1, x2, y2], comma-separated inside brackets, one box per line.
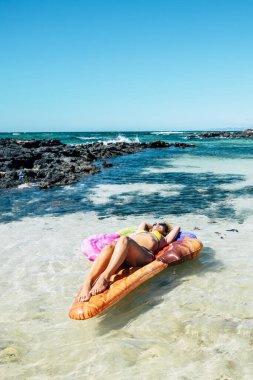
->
[0, 208, 253, 380]
[1, 153, 253, 380]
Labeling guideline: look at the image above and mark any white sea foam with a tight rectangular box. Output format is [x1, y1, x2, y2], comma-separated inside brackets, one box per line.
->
[17, 182, 37, 189]
[101, 134, 140, 145]
[74, 134, 140, 145]
[151, 131, 185, 135]
[76, 136, 99, 140]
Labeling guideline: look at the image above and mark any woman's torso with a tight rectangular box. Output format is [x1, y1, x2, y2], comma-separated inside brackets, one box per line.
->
[131, 231, 166, 253]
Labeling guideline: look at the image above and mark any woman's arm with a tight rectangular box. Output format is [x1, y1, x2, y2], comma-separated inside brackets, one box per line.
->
[164, 226, 180, 244]
[136, 221, 153, 232]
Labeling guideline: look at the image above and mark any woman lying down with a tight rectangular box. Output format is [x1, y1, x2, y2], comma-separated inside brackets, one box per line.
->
[78, 221, 180, 302]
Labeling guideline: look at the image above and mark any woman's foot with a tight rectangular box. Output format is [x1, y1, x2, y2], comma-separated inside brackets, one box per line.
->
[90, 274, 110, 296]
[78, 282, 92, 302]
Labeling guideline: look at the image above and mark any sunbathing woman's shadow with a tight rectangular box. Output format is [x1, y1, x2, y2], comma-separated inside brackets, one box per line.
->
[95, 246, 222, 333]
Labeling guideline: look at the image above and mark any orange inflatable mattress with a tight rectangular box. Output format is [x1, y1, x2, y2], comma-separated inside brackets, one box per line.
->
[69, 237, 203, 320]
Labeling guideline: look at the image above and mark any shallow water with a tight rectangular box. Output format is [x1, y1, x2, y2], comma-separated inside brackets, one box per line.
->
[1, 132, 253, 223]
[1, 211, 253, 379]
[1, 132, 253, 379]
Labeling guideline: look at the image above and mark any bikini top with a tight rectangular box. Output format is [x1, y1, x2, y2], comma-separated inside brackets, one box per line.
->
[135, 229, 163, 241]
[151, 230, 163, 242]
[134, 229, 164, 252]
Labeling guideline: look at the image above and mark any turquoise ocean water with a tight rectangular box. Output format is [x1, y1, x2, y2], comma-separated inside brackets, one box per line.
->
[0, 131, 252, 223]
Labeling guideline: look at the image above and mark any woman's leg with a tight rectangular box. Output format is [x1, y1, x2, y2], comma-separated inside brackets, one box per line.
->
[90, 236, 154, 296]
[78, 243, 115, 302]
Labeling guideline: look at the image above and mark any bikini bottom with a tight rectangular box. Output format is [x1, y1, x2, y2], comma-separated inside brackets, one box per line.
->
[140, 246, 155, 261]
[121, 246, 155, 268]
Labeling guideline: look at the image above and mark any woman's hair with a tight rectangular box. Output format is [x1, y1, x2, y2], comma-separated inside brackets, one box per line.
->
[153, 222, 172, 234]
[166, 223, 173, 232]
[160, 223, 169, 233]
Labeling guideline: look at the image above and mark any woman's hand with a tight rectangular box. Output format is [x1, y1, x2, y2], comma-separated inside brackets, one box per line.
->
[165, 226, 180, 244]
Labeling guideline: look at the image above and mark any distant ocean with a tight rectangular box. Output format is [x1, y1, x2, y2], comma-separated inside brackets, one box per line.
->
[0, 131, 252, 223]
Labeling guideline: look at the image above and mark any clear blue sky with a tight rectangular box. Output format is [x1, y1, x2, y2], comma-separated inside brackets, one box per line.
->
[0, 0, 253, 132]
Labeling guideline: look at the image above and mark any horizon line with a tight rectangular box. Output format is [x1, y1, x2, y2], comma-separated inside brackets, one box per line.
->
[0, 127, 250, 134]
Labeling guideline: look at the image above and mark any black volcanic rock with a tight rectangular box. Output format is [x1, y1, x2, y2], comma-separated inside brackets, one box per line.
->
[102, 161, 114, 168]
[0, 138, 196, 189]
[188, 129, 253, 139]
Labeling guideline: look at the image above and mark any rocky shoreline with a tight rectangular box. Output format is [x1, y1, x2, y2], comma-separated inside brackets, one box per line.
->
[0, 138, 195, 189]
[188, 129, 253, 139]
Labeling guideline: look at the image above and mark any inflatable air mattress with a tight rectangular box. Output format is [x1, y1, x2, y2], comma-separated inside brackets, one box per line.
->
[69, 236, 203, 320]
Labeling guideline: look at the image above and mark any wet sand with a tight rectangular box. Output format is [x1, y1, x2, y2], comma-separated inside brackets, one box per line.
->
[1, 208, 253, 379]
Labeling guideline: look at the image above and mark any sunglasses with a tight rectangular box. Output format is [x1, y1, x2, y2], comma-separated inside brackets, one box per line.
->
[153, 222, 167, 228]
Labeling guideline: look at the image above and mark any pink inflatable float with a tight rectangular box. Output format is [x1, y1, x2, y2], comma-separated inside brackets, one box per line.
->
[81, 228, 197, 262]
[81, 233, 120, 261]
